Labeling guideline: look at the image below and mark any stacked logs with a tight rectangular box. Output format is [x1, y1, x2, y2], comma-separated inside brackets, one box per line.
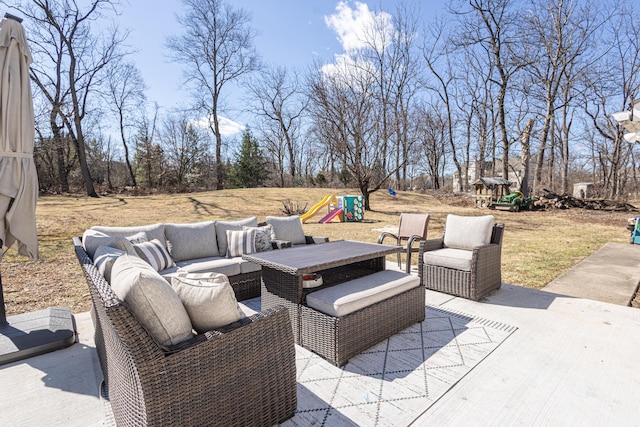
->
[533, 189, 639, 211]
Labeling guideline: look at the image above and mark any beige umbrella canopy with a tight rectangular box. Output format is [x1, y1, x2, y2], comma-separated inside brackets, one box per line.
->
[0, 16, 71, 366]
[0, 16, 38, 262]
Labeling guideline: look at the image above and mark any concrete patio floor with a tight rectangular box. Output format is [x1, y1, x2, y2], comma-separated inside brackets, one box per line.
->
[2, 243, 640, 426]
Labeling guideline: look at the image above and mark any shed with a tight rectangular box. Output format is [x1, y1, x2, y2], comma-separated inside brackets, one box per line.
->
[573, 182, 594, 199]
[473, 177, 511, 208]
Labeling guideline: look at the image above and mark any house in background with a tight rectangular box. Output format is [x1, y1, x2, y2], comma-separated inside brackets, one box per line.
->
[454, 157, 525, 192]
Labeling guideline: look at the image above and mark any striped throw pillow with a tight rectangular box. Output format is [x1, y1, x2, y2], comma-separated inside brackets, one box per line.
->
[133, 239, 176, 271]
[226, 229, 256, 257]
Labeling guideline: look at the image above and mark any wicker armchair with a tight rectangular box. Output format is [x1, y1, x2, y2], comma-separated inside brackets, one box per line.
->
[418, 215, 504, 301]
[73, 237, 297, 427]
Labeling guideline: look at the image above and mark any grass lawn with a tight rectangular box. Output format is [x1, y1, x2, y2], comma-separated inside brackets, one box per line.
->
[0, 187, 632, 316]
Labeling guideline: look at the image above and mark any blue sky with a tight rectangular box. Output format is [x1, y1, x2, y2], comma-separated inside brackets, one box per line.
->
[119, 1, 447, 134]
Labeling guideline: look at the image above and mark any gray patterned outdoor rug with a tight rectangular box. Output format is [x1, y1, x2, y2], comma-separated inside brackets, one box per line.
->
[281, 305, 517, 427]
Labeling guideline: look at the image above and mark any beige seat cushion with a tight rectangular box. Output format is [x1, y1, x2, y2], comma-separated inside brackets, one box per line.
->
[423, 247, 473, 271]
[214, 217, 258, 257]
[266, 215, 306, 246]
[165, 221, 218, 261]
[306, 270, 420, 317]
[443, 214, 494, 250]
[171, 272, 245, 334]
[174, 257, 242, 276]
[238, 259, 262, 274]
[110, 255, 194, 346]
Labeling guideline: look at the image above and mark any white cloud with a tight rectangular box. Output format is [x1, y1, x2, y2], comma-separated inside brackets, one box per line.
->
[320, 52, 368, 81]
[324, 1, 393, 54]
[192, 115, 245, 136]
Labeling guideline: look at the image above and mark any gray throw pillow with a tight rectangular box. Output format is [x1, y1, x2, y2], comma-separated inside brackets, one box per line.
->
[266, 215, 306, 245]
[82, 229, 134, 259]
[171, 272, 244, 334]
[91, 223, 167, 246]
[110, 255, 194, 346]
[165, 221, 218, 261]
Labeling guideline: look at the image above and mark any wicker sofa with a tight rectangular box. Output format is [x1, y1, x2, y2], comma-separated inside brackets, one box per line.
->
[73, 237, 297, 426]
[82, 216, 327, 302]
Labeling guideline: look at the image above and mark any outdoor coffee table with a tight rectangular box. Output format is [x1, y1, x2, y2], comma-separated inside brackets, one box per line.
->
[243, 240, 425, 365]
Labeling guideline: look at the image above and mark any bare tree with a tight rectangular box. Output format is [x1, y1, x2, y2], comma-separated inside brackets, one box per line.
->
[310, 4, 422, 207]
[525, 0, 606, 194]
[309, 62, 392, 210]
[421, 19, 466, 191]
[134, 103, 164, 189]
[519, 118, 534, 193]
[166, 0, 259, 190]
[105, 60, 146, 187]
[454, 0, 529, 182]
[416, 103, 448, 189]
[583, 3, 640, 198]
[9, 0, 128, 197]
[159, 111, 209, 189]
[353, 3, 420, 190]
[246, 66, 307, 187]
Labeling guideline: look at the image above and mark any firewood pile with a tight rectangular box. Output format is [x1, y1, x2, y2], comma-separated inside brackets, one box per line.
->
[533, 189, 639, 211]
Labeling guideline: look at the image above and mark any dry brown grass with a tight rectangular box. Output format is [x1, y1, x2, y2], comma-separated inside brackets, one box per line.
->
[0, 188, 632, 316]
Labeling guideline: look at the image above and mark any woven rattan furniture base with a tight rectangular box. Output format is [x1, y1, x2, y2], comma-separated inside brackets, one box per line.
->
[229, 270, 261, 301]
[73, 237, 297, 426]
[418, 223, 504, 301]
[301, 285, 425, 366]
[245, 240, 424, 366]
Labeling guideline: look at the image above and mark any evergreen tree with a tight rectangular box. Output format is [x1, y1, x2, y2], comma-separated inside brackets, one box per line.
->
[227, 128, 269, 188]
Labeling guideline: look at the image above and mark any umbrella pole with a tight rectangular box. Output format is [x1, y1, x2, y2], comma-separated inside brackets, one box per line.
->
[0, 270, 5, 325]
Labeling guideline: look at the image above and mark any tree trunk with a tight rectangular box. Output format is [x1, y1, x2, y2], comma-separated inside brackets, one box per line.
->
[520, 119, 534, 194]
[119, 110, 137, 186]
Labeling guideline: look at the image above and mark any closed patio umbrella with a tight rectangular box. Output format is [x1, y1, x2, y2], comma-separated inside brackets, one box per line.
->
[0, 14, 73, 365]
[0, 14, 38, 265]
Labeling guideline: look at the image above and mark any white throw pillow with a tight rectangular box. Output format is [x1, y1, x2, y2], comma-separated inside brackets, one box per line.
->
[110, 255, 194, 346]
[226, 229, 256, 257]
[133, 239, 176, 271]
[243, 224, 273, 252]
[265, 215, 306, 245]
[171, 272, 244, 334]
[443, 214, 495, 250]
[93, 245, 125, 282]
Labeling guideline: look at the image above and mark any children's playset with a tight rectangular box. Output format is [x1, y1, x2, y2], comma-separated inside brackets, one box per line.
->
[300, 194, 364, 224]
